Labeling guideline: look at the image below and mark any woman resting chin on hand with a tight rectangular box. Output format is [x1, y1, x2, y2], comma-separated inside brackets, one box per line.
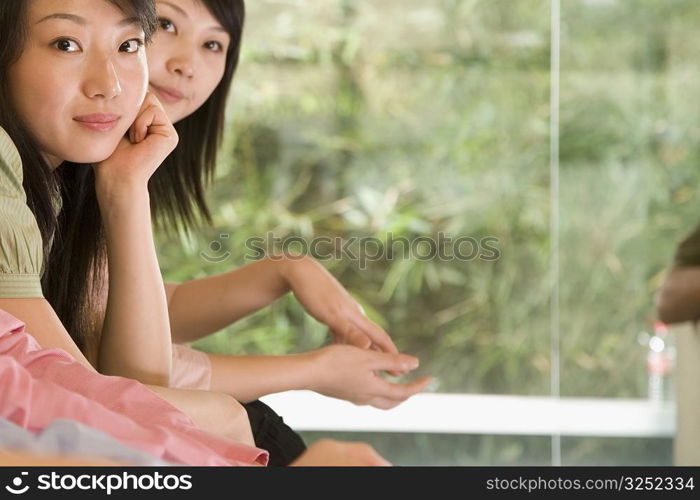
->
[0, 0, 243, 446]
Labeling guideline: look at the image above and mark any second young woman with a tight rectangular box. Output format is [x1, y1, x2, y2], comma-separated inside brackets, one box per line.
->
[139, 0, 432, 408]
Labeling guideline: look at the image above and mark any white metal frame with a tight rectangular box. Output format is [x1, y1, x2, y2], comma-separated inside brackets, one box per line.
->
[261, 391, 674, 437]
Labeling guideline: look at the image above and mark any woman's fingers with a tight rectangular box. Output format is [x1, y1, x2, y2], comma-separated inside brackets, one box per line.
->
[367, 396, 403, 410]
[333, 312, 397, 354]
[133, 107, 171, 143]
[367, 350, 419, 373]
[341, 323, 372, 349]
[364, 376, 433, 409]
[364, 351, 432, 407]
[372, 376, 433, 402]
[132, 106, 154, 143]
[129, 92, 174, 144]
[367, 341, 403, 376]
[313, 345, 430, 410]
[353, 314, 398, 354]
[129, 92, 154, 142]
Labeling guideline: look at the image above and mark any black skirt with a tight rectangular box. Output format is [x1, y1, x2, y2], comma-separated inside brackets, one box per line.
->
[243, 400, 307, 466]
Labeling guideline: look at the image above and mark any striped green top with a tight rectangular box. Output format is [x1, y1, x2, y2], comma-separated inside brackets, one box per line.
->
[0, 126, 44, 298]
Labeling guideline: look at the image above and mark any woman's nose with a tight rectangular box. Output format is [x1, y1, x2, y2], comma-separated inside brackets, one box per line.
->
[167, 55, 195, 78]
[83, 60, 122, 100]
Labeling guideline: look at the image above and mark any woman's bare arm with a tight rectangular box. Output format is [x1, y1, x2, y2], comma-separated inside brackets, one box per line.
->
[204, 346, 430, 408]
[0, 298, 95, 370]
[97, 184, 172, 386]
[93, 94, 178, 386]
[165, 256, 291, 344]
[166, 255, 397, 355]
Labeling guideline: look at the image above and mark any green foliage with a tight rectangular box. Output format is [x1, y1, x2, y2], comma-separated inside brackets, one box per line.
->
[155, 0, 699, 464]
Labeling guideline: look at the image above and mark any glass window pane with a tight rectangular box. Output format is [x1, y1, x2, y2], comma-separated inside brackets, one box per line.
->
[559, 0, 699, 400]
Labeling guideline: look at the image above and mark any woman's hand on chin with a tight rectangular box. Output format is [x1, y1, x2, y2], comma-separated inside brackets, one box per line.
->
[93, 92, 178, 199]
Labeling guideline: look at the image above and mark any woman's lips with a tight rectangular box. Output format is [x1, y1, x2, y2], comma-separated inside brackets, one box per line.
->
[73, 114, 121, 132]
[150, 83, 185, 104]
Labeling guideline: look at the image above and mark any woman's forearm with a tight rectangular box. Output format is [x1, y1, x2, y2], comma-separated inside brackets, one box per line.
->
[0, 298, 97, 372]
[167, 256, 296, 343]
[207, 351, 319, 403]
[97, 184, 172, 386]
[205, 345, 430, 408]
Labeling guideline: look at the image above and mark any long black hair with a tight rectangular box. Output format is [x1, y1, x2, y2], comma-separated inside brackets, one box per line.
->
[149, 0, 246, 233]
[1, 0, 245, 365]
[0, 0, 158, 365]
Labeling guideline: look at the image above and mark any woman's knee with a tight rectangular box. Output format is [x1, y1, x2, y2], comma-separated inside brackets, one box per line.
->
[205, 392, 254, 447]
[151, 385, 254, 447]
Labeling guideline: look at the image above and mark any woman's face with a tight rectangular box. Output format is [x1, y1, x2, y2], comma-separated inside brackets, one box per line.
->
[8, 0, 149, 167]
[147, 0, 230, 124]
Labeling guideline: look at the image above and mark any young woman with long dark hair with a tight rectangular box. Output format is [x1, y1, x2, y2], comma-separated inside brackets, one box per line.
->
[0, 0, 255, 447]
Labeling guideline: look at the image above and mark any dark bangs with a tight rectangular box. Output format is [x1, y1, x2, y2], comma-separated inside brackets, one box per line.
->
[109, 0, 158, 42]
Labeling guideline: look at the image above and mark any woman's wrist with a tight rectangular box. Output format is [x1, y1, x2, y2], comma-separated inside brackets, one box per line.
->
[277, 254, 313, 291]
[301, 348, 328, 393]
[95, 178, 150, 220]
[276, 350, 327, 394]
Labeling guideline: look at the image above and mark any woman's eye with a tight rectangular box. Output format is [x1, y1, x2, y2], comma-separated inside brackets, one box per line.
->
[204, 40, 223, 52]
[54, 38, 80, 53]
[158, 17, 176, 33]
[120, 39, 144, 53]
